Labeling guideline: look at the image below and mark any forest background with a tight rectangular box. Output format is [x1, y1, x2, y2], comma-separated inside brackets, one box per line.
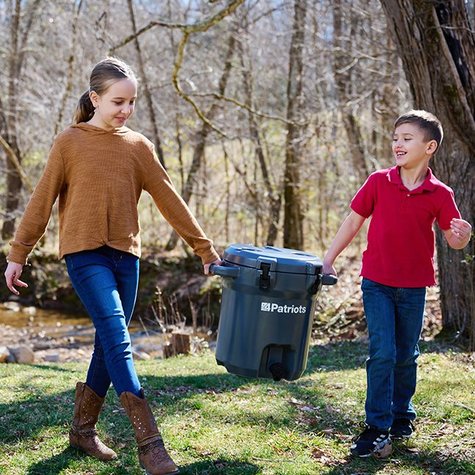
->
[0, 0, 474, 348]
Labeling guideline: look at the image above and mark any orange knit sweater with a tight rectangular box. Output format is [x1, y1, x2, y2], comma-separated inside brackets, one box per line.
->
[8, 123, 219, 265]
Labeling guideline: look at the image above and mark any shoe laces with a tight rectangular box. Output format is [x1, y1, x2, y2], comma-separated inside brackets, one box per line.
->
[354, 423, 388, 442]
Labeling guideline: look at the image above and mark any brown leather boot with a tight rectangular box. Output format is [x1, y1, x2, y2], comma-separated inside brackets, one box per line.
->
[69, 382, 117, 461]
[120, 390, 179, 475]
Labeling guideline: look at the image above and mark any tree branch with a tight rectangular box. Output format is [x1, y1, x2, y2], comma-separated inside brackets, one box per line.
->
[188, 91, 306, 126]
[109, 0, 245, 53]
[171, 32, 228, 137]
[110, 0, 245, 137]
[0, 134, 33, 192]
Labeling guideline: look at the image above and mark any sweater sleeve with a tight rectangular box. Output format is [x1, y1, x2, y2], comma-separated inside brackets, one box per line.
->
[7, 140, 65, 265]
[142, 147, 219, 264]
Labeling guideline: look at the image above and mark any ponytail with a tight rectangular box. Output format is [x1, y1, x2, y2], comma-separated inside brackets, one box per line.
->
[73, 90, 94, 124]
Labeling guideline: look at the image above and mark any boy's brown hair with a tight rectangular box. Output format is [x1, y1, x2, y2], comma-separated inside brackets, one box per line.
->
[394, 110, 444, 149]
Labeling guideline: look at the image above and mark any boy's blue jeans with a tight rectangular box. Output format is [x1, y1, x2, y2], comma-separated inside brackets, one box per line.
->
[362, 278, 426, 431]
[65, 246, 141, 397]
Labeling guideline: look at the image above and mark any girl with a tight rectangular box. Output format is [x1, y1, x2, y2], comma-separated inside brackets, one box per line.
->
[4, 57, 220, 475]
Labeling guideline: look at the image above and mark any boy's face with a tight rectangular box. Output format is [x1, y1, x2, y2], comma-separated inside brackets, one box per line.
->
[392, 123, 438, 169]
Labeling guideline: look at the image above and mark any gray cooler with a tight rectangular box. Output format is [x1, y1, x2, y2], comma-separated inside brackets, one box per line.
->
[211, 244, 336, 381]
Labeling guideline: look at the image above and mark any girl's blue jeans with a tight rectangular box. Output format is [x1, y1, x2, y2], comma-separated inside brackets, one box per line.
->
[362, 278, 426, 431]
[65, 246, 141, 397]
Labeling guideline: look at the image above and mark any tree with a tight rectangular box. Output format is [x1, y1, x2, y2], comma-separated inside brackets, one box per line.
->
[237, 15, 282, 246]
[332, 0, 369, 179]
[380, 0, 475, 349]
[283, 0, 307, 250]
[164, 27, 237, 251]
[1, 0, 41, 240]
[127, 0, 166, 167]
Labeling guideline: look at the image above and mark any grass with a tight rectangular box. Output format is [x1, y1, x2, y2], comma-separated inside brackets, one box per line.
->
[0, 340, 474, 475]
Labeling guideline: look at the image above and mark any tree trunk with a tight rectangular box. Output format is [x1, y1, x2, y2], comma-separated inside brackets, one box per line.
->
[2, 0, 41, 240]
[283, 0, 307, 250]
[127, 0, 166, 167]
[2, 0, 22, 240]
[332, 0, 369, 178]
[380, 0, 475, 349]
[54, 0, 83, 135]
[237, 30, 282, 246]
[165, 29, 236, 251]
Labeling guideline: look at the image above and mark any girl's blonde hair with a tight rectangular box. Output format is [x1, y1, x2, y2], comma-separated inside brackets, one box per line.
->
[73, 57, 137, 124]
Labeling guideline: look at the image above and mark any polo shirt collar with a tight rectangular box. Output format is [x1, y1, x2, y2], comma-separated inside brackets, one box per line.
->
[387, 166, 437, 193]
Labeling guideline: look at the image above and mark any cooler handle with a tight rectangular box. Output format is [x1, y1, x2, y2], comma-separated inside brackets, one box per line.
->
[209, 264, 240, 279]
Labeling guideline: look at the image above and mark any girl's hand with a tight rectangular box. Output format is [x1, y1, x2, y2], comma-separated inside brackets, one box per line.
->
[204, 258, 222, 276]
[4, 261, 28, 295]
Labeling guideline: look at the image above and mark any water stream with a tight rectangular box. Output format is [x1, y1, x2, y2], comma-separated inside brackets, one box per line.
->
[0, 302, 170, 362]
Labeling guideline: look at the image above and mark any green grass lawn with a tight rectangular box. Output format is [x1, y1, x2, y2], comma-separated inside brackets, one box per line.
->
[0, 340, 474, 475]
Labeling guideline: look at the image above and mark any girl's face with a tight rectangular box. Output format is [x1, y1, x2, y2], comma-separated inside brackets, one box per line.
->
[89, 78, 137, 130]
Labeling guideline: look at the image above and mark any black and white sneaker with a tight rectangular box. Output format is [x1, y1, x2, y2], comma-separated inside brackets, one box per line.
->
[350, 423, 393, 458]
[390, 418, 415, 439]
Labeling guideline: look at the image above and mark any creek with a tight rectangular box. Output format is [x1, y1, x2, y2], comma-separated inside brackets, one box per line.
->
[0, 302, 178, 362]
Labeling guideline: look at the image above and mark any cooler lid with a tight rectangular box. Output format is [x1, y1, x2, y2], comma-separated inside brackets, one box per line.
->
[223, 244, 322, 275]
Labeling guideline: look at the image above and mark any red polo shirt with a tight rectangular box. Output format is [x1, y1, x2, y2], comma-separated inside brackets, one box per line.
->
[351, 166, 461, 287]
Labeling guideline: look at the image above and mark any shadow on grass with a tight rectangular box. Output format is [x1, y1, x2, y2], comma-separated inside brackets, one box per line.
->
[306, 339, 368, 373]
[179, 459, 260, 474]
[25, 447, 83, 475]
[1, 341, 473, 475]
[323, 441, 475, 475]
[0, 367, 250, 442]
[0, 366, 259, 473]
[304, 335, 472, 375]
[26, 452, 260, 475]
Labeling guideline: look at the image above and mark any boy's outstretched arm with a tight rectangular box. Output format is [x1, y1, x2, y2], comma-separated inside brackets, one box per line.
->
[443, 218, 472, 250]
[323, 210, 366, 276]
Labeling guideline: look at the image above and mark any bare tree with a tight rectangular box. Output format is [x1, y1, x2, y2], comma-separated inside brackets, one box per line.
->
[0, 0, 408, 257]
[332, 0, 369, 178]
[283, 0, 307, 250]
[54, 0, 83, 135]
[1, 0, 41, 240]
[237, 19, 282, 246]
[380, 0, 475, 349]
[127, 0, 166, 167]
[165, 28, 237, 250]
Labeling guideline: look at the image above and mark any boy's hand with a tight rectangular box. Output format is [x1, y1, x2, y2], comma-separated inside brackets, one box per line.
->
[323, 261, 337, 277]
[4, 261, 28, 295]
[450, 218, 472, 240]
[445, 218, 472, 250]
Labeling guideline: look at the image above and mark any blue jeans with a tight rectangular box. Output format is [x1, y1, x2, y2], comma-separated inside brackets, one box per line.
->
[362, 278, 426, 430]
[65, 246, 141, 397]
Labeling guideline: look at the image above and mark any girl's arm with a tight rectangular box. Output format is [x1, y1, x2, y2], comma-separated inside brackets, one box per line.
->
[323, 210, 366, 275]
[143, 150, 219, 265]
[443, 218, 472, 250]
[7, 141, 65, 265]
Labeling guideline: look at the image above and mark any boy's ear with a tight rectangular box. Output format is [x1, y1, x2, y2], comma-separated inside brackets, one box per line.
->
[426, 139, 438, 155]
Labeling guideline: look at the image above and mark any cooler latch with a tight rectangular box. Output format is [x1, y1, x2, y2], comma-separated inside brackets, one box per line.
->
[259, 263, 271, 289]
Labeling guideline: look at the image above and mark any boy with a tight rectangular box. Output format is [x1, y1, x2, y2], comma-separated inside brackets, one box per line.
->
[322, 110, 472, 458]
